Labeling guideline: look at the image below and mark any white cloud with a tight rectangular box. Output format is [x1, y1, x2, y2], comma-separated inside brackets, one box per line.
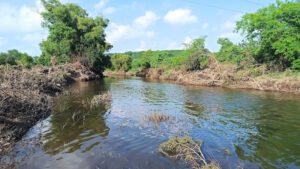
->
[134, 11, 159, 28]
[135, 41, 147, 51]
[219, 32, 242, 43]
[21, 32, 47, 43]
[0, 2, 43, 33]
[0, 37, 7, 46]
[221, 21, 235, 30]
[233, 13, 243, 20]
[183, 36, 193, 46]
[95, 0, 109, 9]
[167, 42, 180, 50]
[202, 23, 209, 29]
[164, 9, 197, 24]
[107, 23, 132, 43]
[221, 13, 244, 30]
[146, 31, 155, 38]
[60, 0, 80, 3]
[103, 7, 116, 14]
[107, 11, 158, 43]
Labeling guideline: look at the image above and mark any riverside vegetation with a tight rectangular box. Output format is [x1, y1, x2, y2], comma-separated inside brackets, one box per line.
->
[0, 0, 299, 168]
[0, 0, 111, 155]
[104, 1, 300, 93]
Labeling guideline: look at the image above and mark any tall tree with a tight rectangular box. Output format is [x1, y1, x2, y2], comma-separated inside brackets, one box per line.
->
[39, 0, 112, 74]
[236, 1, 300, 69]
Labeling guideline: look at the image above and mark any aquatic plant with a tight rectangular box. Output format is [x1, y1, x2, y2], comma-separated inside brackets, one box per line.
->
[90, 92, 111, 107]
[159, 136, 220, 169]
[222, 147, 231, 156]
[144, 112, 174, 124]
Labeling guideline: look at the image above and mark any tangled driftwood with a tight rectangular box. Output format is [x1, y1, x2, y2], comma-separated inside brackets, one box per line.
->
[159, 136, 220, 169]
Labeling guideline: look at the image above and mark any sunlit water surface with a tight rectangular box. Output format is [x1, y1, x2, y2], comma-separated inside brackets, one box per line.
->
[1, 77, 299, 169]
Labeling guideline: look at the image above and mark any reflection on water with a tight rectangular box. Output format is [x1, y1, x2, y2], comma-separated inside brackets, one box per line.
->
[1, 77, 299, 169]
[43, 95, 110, 155]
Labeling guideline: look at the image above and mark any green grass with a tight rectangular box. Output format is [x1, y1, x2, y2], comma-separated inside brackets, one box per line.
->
[266, 69, 300, 78]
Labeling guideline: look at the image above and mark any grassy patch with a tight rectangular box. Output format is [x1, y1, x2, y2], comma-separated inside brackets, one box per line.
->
[266, 69, 300, 79]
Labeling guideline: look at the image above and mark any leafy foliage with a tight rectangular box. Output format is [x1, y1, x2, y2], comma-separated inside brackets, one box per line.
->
[292, 59, 300, 70]
[184, 37, 210, 71]
[0, 49, 35, 68]
[216, 38, 253, 64]
[111, 54, 132, 71]
[39, 0, 112, 74]
[20, 54, 35, 68]
[236, 1, 300, 69]
[122, 50, 188, 71]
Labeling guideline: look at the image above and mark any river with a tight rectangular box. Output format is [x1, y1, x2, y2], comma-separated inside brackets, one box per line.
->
[1, 77, 299, 169]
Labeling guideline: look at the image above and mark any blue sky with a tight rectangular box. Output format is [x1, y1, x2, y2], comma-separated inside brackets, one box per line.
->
[0, 0, 277, 56]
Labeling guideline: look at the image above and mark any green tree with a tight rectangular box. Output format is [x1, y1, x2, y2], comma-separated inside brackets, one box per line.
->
[236, 1, 300, 69]
[20, 53, 35, 68]
[184, 37, 210, 71]
[141, 50, 152, 68]
[111, 54, 132, 71]
[39, 0, 112, 74]
[0, 49, 35, 67]
[216, 38, 247, 64]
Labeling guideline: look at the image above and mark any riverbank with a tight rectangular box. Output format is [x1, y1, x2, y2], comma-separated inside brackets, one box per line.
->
[104, 57, 300, 94]
[0, 62, 99, 155]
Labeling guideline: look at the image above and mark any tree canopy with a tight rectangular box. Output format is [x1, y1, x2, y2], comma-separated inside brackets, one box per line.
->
[236, 0, 300, 69]
[39, 0, 112, 74]
[184, 37, 210, 71]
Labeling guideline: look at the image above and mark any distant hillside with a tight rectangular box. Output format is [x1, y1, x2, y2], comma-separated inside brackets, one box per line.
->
[111, 50, 187, 59]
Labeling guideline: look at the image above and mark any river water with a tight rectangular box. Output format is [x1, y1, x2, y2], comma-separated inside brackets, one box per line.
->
[1, 77, 299, 169]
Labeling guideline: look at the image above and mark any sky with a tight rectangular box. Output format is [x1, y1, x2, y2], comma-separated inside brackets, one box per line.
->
[0, 0, 277, 56]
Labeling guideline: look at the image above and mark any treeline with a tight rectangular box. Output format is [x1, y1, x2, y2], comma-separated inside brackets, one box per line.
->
[1, 0, 299, 75]
[109, 1, 300, 73]
[0, 50, 35, 68]
[109, 37, 210, 72]
[109, 50, 188, 72]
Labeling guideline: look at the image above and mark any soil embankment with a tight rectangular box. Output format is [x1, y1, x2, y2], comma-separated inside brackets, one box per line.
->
[0, 62, 99, 155]
[104, 57, 300, 94]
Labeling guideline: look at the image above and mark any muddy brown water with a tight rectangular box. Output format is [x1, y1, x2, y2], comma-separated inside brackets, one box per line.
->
[1, 77, 299, 169]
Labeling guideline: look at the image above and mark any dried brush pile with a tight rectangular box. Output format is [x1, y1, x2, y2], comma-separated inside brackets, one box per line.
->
[90, 92, 111, 107]
[0, 63, 98, 155]
[159, 136, 220, 169]
[0, 87, 51, 154]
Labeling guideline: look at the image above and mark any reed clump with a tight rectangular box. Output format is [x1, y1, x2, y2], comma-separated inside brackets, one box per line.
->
[159, 136, 220, 169]
[90, 92, 111, 107]
[144, 112, 174, 124]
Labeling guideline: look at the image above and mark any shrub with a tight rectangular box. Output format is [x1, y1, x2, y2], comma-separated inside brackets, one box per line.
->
[216, 38, 251, 65]
[292, 59, 300, 70]
[111, 54, 132, 71]
[184, 37, 210, 71]
[20, 54, 35, 68]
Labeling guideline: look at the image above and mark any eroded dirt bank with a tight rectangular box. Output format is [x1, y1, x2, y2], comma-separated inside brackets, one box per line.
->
[0, 62, 99, 155]
[104, 57, 300, 94]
